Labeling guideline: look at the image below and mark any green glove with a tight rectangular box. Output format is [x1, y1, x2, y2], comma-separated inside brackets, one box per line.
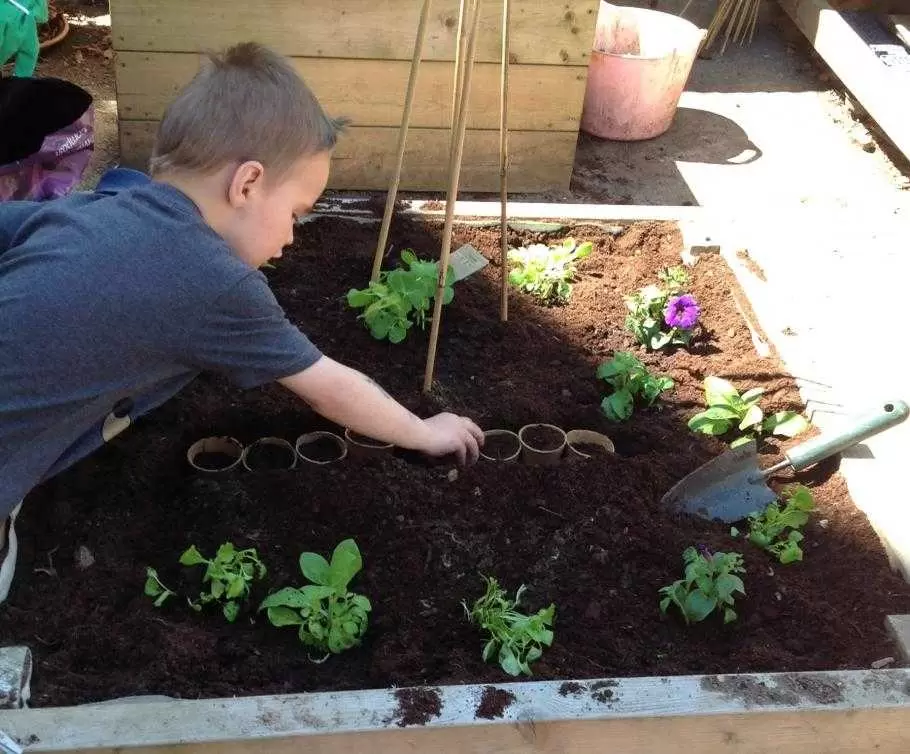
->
[0, 0, 49, 77]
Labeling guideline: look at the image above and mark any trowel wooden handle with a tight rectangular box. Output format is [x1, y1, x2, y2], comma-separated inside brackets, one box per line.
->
[784, 400, 909, 472]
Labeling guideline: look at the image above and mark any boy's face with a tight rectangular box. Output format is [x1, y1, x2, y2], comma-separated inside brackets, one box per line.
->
[227, 151, 331, 268]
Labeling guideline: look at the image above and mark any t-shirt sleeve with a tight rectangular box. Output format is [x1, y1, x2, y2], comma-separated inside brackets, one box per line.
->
[184, 272, 322, 389]
[0, 201, 43, 257]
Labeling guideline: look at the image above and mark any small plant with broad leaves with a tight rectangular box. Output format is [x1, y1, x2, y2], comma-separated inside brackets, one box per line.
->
[346, 250, 454, 343]
[659, 546, 746, 625]
[180, 543, 267, 623]
[732, 485, 815, 564]
[624, 266, 701, 350]
[688, 376, 809, 448]
[144, 567, 175, 607]
[596, 351, 675, 422]
[259, 539, 370, 657]
[463, 575, 555, 677]
[507, 238, 593, 304]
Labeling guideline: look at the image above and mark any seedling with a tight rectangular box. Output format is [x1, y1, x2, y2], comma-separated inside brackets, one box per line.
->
[144, 567, 175, 608]
[596, 351, 674, 422]
[732, 485, 815, 564]
[347, 250, 454, 343]
[180, 543, 267, 623]
[259, 538, 370, 656]
[507, 237, 592, 304]
[659, 546, 745, 625]
[624, 266, 700, 350]
[463, 575, 555, 677]
[688, 376, 809, 448]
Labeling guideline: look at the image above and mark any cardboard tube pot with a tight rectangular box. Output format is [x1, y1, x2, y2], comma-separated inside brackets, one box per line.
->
[241, 437, 298, 472]
[518, 424, 567, 466]
[566, 429, 616, 459]
[296, 432, 348, 465]
[344, 429, 393, 460]
[187, 436, 243, 473]
[479, 429, 521, 462]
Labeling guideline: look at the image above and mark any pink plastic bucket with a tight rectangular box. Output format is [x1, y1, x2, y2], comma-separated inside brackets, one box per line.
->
[580, 3, 705, 141]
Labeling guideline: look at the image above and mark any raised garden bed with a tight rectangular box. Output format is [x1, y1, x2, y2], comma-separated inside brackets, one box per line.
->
[3, 207, 909, 725]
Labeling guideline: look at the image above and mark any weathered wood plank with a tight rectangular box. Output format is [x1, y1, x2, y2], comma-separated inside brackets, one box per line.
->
[109, 0, 599, 66]
[115, 52, 588, 131]
[3, 671, 910, 753]
[779, 0, 910, 163]
[119, 122, 578, 192]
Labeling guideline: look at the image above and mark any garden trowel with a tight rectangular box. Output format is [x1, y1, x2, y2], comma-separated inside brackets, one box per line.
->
[662, 400, 909, 522]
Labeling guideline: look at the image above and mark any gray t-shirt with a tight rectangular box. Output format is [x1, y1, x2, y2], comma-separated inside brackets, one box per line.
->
[0, 182, 321, 516]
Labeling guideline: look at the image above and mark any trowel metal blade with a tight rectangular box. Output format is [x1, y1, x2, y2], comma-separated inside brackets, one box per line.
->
[661, 439, 778, 523]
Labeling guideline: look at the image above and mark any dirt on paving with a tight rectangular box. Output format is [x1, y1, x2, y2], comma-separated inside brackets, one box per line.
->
[3, 216, 910, 708]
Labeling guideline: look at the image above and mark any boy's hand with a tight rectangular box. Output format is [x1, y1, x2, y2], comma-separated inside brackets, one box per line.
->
[420, 413, 484, 465]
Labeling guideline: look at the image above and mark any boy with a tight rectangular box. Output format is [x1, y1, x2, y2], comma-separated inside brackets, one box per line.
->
[0, 42, 484, 604]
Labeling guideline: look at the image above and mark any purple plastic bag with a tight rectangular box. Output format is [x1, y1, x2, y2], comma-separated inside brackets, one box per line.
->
[0, 104, 94, 201]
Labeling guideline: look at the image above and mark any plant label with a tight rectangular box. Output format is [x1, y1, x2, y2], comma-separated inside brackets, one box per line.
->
[449, 244, 489, 283]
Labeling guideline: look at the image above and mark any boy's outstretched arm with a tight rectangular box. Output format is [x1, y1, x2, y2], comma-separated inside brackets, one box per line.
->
[279, 357, 484, 464]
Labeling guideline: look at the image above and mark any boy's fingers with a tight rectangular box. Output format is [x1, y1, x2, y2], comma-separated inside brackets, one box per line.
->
[463, 431, 480, 464]
[463, 418, 484, 445]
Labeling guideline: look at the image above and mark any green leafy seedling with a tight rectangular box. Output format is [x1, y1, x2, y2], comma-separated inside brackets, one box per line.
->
[507, 237, 593, 304]
[180, 543, 267, 623]
[259, 538, 371, 656]
[596, 351, 674, 422]
[144, 567, 175, 608]
[659, 547, 745, 625]
[346, 250, 454, 343]
[624, 266, 698, 350]
[688, 376, 809, 448]
[463, 575, 555, 677]
[744, 485, 815, 564]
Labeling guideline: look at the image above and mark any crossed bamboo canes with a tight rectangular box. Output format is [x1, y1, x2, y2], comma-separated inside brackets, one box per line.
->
[367, 0, 512, 393]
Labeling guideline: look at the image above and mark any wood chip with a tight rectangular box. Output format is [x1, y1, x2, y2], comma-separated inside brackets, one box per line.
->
[871, 657, 895, 669]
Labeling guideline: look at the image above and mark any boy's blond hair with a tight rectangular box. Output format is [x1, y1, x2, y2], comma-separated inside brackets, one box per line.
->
[149, 42, 346, 178]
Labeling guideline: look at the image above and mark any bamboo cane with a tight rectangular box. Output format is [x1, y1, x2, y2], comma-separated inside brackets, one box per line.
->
[499, 0, 511, 322]
[422, 0, 482, 394]
[449, 0, 471, 171]
[370, 0, 434, 283]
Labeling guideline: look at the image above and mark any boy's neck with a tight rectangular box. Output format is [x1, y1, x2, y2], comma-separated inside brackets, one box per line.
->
[156, 169, 231, 236]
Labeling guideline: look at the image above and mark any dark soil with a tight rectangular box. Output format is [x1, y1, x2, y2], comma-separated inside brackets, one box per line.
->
[243, 442, 295, 471]
[559, 681, 585, 697]
[522, 426, 565, 452]
[569, 442, 612, 459]
[736, 249, 767, 282]
[6, 218, 910, 709]
[482, 432, 520, 460]
[298, 436, 345, 463]
[191, 452, 238, 472]
[391, 687, 441, 727]
[475, 686, 516, 719]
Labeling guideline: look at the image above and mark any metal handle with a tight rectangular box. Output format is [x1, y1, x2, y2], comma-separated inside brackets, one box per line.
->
[783, 400, 909, 472]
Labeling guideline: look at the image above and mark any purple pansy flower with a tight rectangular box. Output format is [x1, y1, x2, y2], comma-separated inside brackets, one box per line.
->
[664, 294, 700, 330]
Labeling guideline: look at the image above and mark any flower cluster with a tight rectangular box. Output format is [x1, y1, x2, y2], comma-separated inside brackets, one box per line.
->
[624, 267, 701, 351]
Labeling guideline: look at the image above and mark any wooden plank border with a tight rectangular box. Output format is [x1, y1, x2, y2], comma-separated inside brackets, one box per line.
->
[119, 123, 580, 192]
[109, 0, 599, 67]
[115, 52, 589, 131]
[1, 669, 909, 752]
[779, 0, 910, 162]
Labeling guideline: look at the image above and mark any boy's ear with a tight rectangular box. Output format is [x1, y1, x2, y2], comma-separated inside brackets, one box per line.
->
[226, 160, 266, 207]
